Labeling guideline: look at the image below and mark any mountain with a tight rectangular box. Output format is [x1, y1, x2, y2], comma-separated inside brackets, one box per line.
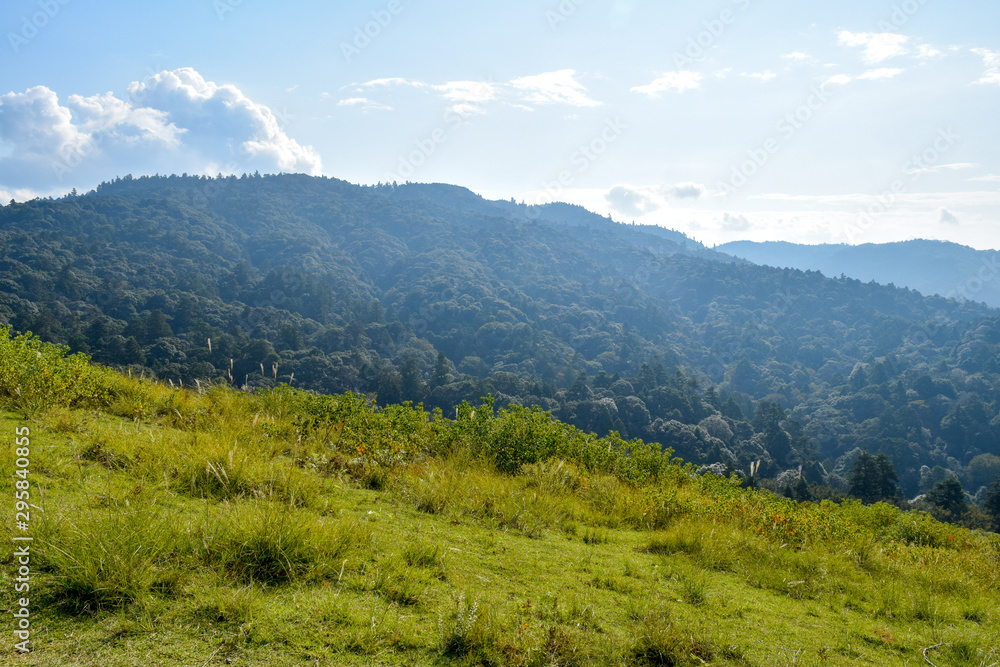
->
[3, 173, 1000, 502]
[717, 239, 1000, 308]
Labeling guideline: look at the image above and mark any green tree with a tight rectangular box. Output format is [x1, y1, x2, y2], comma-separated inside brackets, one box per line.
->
[926, 477, 967, 517]
[399, 355, 424, 403]
[849, 451, 899, 504]
[431, 351, 450, 389]
[985, 477, 1000, 533]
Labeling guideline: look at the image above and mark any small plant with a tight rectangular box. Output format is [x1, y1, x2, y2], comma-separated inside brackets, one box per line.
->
[37, 502, 180, 610]
[632, 610, 714, 666]
[439, 592, 500, 660]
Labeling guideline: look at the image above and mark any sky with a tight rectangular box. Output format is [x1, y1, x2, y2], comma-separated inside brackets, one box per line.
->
[1, 0, 998, 249]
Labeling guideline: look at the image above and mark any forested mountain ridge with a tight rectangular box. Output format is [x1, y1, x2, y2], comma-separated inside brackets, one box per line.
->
[718, 239, 1000, 308]
[2, 173, 1000, 511]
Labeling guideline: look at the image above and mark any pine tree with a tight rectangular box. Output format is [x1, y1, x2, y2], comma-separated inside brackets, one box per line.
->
[926, 477, 967, 517]
[431, 351, 450, 389]
[849, 451, 899, 504]
[985, 477, 1000, 533]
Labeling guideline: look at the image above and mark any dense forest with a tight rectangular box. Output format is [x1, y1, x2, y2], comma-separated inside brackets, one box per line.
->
[3, 173, 1000, 522]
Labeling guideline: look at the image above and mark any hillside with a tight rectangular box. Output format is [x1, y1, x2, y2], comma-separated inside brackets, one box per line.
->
[717, 240, 1000, 308]
[1, 329, 999, 666]
[2, 174, 1000, 506]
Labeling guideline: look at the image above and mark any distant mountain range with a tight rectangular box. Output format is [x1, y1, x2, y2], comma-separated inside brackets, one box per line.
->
[717, 240, 1000, 308]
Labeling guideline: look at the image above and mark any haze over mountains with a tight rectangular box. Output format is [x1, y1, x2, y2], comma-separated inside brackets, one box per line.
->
[718, 240, 1000, 309]
[3, 173, 1000, 503]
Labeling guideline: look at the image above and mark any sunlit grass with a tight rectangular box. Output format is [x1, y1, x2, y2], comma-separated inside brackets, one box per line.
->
[1, 329, 998, 665]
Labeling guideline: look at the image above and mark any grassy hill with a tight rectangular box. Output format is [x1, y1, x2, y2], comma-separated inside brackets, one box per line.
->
[2, 329, 999, 666]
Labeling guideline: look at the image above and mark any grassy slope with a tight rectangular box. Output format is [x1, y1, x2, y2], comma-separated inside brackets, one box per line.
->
[1, 337, 999, 666]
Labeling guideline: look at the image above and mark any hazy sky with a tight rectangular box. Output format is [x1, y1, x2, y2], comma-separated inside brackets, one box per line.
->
[2, 0, 998, 248]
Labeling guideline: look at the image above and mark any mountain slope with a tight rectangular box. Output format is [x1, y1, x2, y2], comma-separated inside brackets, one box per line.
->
[718, 239, 1000, 307]
[2, 173, 1000, 501]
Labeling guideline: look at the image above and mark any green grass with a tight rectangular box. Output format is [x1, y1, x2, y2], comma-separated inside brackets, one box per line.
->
[1, 330, 999, 665]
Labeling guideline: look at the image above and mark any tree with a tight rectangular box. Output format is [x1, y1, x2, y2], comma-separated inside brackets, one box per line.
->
[399, 355, 424, 403]
[431, 351, 450, 389]
[926, 477, 967, 517]
[849, 451, 899, 504]
[985, 477, 1000, 533]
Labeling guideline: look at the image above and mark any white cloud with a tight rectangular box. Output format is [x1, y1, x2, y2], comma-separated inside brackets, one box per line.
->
[857, 68, 904, 80]
[823, 74, 853, 86]
[67, 92, 182, 145]
[431, 80, 500, 115]
[743, 71, 777, 82]
[906, 162, 979, 176]
[0, 68, 323, 191]
[631, 71, 702, 97]
[353, 71, 597, 114]
[972, 48, 1000, 85]
[666, 182, 705, 199]
[337, 97, 392, 111]
[973, 48, 1000, 68]
[916, 44, 943, 59]
[606, 185, 659, 216]
[971, 174, 1000, 183]
[0, 86, 90, 170]
[838, 31, 909, 64]
[128, 68, 322, 176]
[354, 77, 429, 90]
[782, 52, 812, 62]
[509, 70, 601, 108]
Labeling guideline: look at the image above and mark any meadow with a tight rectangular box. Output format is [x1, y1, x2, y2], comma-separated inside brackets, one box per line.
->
[1, 325, 998, 666]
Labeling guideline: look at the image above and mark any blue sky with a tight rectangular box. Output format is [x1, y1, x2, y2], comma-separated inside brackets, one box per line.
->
[1, 0, 998, 248]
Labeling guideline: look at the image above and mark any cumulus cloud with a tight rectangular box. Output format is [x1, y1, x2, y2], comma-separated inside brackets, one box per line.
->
[838, 31, 909, 64]
[0, 86, 91, 176]
[605, 186, 659, 216]
[0, 68, 323, 191]
[939, 208, 960, 225]
[631, 71, 702, 96]
[128, 68, 322, 175]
